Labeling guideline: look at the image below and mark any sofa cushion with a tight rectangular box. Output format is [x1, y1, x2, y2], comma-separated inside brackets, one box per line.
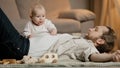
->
[58, 9, 96, 22]
[0, 0, 20, 21]
[12, 19, 29, 34]
[15, 0, 40, 20]
[51, 19, 81, 33]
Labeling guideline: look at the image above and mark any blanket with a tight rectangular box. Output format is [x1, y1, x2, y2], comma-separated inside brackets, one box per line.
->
[47, 33, 99, 62]
[29, 33, 98, 62]
[28, 33, 61, 58]
[1, 33, 120, 67]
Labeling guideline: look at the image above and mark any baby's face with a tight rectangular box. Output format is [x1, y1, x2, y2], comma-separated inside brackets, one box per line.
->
[31, 9, 46, 26]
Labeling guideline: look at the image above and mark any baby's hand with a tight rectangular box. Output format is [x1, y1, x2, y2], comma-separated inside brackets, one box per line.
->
[50, 29, 57, 35]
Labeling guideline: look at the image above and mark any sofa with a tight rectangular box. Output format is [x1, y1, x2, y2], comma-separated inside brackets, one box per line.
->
[0, 0, 95, 34]
[1, 0, 120, 68]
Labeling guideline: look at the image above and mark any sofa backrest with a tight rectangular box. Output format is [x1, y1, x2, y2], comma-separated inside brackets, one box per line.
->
[15, 0, 71, 20]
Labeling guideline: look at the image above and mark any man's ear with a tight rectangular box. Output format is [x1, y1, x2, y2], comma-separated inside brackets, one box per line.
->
[30, 15, 32, 19]
[96, 38, 105, 45]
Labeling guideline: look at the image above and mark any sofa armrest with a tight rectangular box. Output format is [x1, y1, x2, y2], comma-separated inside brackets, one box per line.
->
[51, 19, 81, 33]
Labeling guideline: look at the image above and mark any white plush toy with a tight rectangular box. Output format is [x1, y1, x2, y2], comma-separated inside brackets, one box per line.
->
[22, 55, 38, 64]
[21, 53, 58, 64]
[38, 53, 58, 63]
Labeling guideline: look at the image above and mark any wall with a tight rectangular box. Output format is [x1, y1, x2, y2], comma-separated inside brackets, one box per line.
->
[69, 0, 90, 9]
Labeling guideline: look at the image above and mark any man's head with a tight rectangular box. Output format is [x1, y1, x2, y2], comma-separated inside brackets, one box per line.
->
[86, 26, 116, 53]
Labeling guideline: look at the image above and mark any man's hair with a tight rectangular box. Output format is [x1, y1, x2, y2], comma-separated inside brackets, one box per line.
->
[96, 26, 116, 53]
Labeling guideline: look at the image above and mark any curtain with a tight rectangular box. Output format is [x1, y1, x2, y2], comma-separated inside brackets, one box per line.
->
[91, 0, 120, 51]
[114, 0, 120, 14]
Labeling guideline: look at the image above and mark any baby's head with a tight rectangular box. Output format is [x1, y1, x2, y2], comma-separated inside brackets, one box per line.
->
[30, 4, 46, 26]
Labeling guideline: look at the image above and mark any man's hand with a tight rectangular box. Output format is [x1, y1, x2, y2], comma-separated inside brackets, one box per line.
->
[112, 50, 120, 62]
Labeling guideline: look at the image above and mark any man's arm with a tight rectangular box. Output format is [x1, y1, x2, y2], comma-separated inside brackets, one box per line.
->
[90, 53, 113, 62]
[90, 50, 120, 62]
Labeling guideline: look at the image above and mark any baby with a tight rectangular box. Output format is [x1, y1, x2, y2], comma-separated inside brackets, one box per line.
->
[23, 4, 57, 38]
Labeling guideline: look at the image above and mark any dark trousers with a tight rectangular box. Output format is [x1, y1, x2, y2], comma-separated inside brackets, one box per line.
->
[0, 8, 29, 60]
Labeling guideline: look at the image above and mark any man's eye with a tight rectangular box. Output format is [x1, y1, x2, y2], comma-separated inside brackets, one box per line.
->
[95, 29, 98, 31]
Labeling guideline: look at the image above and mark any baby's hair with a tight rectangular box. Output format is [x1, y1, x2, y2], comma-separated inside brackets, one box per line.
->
[30, 3, 46, 17]
[96, 26, 116, 53]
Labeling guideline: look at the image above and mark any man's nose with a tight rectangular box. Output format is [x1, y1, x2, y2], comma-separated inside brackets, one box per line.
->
[89, 28, 94, 31]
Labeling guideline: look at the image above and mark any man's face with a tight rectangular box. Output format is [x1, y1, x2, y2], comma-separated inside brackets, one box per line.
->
[86, 26, 109, 41]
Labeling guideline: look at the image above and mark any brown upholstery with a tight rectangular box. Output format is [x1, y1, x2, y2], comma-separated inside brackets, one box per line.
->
[52, 19, 81, 33]
[0, 0, 95, 33]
